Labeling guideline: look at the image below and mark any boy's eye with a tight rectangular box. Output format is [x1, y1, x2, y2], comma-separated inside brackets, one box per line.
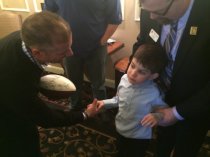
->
[131, 65, 135, 68]
[130, 63, 135, 68]
[138, 70, 147, 75]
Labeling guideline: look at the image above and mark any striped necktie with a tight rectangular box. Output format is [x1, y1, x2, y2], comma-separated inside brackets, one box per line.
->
[162, 23, 177, 90]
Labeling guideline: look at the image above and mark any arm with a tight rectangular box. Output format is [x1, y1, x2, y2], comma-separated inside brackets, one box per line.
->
[100, 0, 122, 45]
[102, 96, 119, 109]
[100, 24, 119, 46]
[87, 96, 119, 113]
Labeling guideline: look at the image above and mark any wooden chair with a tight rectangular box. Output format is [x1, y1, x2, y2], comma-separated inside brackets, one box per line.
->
[0, 11, 22, 39]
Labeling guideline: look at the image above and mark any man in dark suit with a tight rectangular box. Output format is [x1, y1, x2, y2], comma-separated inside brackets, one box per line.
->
[133, 0, 210, 156]
[0, 11, 97, 157]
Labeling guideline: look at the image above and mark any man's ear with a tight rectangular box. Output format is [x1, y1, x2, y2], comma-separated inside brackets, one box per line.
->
[30, 48, 43, 60]
[149, 73, 159, 80]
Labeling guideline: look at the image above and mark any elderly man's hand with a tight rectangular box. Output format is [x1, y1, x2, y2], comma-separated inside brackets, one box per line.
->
[157, 108, 178, 126]
[85, 98, 98, 118]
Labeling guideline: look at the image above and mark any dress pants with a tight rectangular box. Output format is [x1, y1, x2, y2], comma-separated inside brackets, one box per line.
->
[155, 121, 208, 157]
[63, 45, 107, 109]
[116, 132, 150, 157]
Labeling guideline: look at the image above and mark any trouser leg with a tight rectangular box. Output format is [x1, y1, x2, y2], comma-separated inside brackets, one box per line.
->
[63, 56, 84, 109]
[116, 132, 150, 157]
[155, 121, 208, 157]
[85, 45, 107, 100]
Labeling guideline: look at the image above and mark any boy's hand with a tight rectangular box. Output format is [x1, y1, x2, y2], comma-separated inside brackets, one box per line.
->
[141, 113, 159, 127]
[96, 100, 105, 111]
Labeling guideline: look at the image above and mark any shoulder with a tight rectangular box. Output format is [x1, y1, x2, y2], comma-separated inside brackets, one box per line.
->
[140, 81, 160, 97]
[0, 31, 21, 50]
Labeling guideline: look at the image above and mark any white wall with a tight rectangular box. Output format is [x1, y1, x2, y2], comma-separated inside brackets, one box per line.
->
[104, 0, 140, 87]
[112, 0, 140, 58]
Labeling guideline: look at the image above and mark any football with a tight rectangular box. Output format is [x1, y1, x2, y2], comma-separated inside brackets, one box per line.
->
[39, 74, 76, 100]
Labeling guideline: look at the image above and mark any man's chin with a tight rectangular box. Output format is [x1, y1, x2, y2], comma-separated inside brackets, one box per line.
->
[155, 18, 174, 25]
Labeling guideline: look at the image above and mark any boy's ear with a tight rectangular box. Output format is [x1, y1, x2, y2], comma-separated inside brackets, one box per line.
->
[149, 73, 159, 80]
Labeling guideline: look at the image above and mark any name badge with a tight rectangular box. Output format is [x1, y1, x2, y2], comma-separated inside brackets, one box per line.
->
[149, 29, 159, 42]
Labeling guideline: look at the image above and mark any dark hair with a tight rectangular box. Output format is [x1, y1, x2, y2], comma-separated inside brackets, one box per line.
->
[133, 43, 167, 74]
[21, 11, 71, 51]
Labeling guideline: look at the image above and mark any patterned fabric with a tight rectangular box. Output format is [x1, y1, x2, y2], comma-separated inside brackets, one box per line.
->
[22, 41, 44, 70]
[162, 23, 177, 90]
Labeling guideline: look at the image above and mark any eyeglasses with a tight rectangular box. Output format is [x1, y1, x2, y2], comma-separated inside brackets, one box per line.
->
[141, 0, 174, 16]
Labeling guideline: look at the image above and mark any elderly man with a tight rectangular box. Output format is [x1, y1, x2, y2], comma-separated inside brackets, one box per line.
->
[0, 11, 97, 157]
[133, 0, 210, 157]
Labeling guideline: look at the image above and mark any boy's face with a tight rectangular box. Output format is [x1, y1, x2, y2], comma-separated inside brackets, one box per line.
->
[127, 58, 158, 85]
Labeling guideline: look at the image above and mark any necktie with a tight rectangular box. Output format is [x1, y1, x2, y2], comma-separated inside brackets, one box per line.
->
[162, 23, 177, 90]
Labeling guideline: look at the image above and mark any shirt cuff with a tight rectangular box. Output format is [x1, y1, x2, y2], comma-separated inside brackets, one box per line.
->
[82, 112, 88, 120]
[172, 107, 184, 120]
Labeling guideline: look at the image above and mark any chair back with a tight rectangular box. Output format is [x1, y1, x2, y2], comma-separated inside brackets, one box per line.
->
[0, 11, 22, 39]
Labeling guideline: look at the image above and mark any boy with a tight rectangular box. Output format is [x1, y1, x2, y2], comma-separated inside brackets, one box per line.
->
[90, 43, 168, 157]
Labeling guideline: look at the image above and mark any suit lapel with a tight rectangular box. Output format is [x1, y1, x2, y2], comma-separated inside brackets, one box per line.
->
[173, 0, 200, 77]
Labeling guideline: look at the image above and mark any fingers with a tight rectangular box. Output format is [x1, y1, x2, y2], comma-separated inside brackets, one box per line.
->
[141, 119, 156, 127]
[85, 98, 100, 118]
[92, 98, 97, 107]
[141, 120, 156, 127]
[141, 114, 158, 127]
[87, 98, 98, 109]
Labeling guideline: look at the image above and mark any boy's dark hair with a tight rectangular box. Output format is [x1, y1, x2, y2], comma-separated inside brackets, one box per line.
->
[133, 43, 167, 74]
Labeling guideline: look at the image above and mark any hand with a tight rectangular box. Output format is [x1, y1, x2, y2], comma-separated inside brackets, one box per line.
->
[85, 98, 98, 118]
[141, 113, 159, 127]
[157, 108, 178, 126]
[96, 100, 105, 112]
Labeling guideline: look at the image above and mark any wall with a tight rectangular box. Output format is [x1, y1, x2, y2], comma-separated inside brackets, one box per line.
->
[0, 0, 45, 19]
[0, 0, 140, 87]
[113, 0, 140, 58]
[105, 0, 140, 87]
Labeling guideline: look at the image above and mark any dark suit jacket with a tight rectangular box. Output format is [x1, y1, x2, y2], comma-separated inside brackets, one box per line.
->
[133, 0, 210, 124]
[0, 31, 84, 157]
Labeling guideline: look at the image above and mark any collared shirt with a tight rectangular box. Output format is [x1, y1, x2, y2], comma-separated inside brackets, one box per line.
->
[103, 74, 167, 139]
[161, 0, 194, 62]
[160, 0, 194, 120]
[22, 41, 44, 70]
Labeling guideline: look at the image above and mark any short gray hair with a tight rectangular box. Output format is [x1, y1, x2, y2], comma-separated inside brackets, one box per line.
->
[21, 11, 71, 51]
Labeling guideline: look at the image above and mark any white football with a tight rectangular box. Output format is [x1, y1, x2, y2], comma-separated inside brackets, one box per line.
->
[39, 74, 76, 99]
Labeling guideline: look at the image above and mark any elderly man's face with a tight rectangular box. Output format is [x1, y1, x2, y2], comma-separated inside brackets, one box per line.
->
[140, 0, 176, 24]
[32, 34, 73, 64]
